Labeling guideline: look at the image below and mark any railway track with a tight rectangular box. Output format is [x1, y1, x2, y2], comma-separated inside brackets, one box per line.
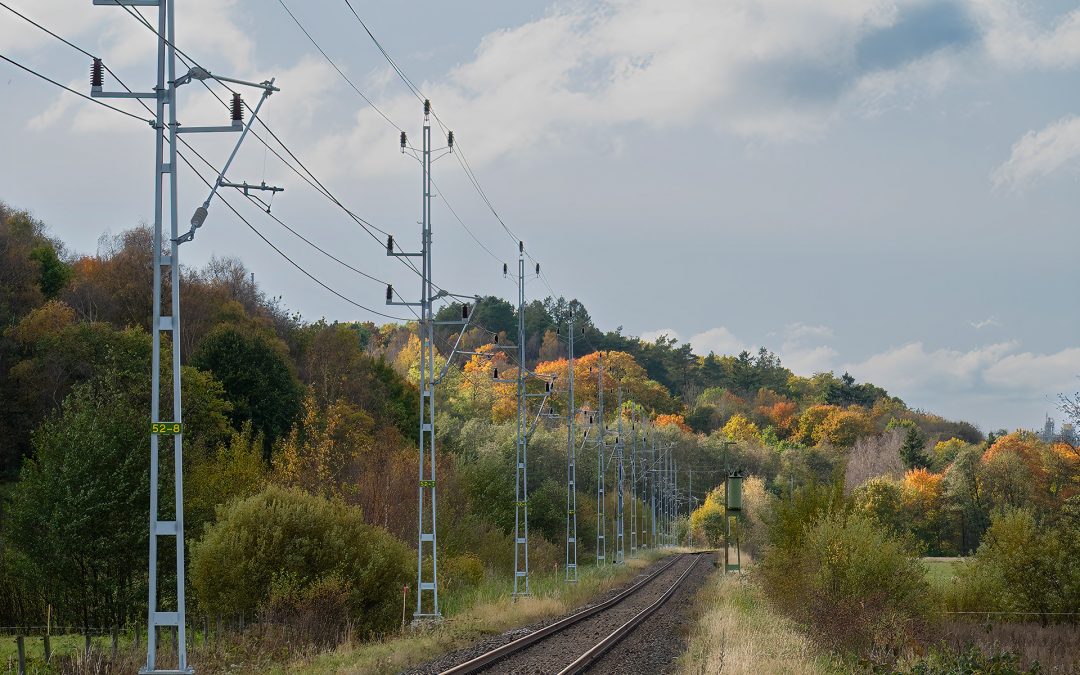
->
[438, 552, 707, 675]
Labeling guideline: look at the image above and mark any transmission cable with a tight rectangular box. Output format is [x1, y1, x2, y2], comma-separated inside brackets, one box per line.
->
[0, 17, 411, 322]
[112, 4, 432, 284]
[0, 52, 151, 123]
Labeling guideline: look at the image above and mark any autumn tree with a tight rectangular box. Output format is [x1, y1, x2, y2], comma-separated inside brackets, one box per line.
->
[272, 391, 375, 499]
[721, 413, 761, 443]
[794, 404, 839, 446]
[300, 321, 417, 437]
[63, 227, 154, 329]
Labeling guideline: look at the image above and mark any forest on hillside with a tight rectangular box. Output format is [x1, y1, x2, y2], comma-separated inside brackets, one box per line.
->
[1, 202, 1078, 671]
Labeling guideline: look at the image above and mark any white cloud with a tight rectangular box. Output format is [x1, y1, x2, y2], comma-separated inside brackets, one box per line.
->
[984, 348, 1080, 392]
[845, 341, 1017, 392]
[639, 328, 680, 344]
[689, 326, 747, 356]
[775, 322, 838, 375]
[840, 340, 1080, 427]
[992, 115, 1080, 189]
[783, 344, 840, 376]
[784, 322, 834, 341]
[970, 316, 1000, 329]
[301, 0, 992, 176]
[976, 0, 1080, 70]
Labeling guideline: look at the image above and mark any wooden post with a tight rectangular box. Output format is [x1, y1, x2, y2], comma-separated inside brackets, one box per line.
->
[44, 603, 52, 662]
[16, 635, 25, 675]
[84, 632, 91, 657]
[111, 626, 118, 658]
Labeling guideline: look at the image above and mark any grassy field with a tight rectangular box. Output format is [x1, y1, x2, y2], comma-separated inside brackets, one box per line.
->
[679, 567, 845, 675]
[922, 556, 962, 592]
[0, 632, 133, 673]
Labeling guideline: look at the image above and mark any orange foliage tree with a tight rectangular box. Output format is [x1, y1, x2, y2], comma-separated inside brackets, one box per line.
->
[655, 413, 691, 433]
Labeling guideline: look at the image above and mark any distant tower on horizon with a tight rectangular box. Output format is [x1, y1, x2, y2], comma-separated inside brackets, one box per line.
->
[1041, 414, 1056, 443]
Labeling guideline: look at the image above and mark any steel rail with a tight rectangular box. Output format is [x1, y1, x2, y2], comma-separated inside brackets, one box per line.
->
[557, 553, 704, 674]
[439, 554, 688, 675]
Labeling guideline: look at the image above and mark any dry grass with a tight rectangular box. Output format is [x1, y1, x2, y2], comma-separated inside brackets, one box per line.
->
[913, 621, 1080, 673]
[9, 556, 667, 674]
[680, 566, 844, 675]
[277, 550, 666, 675]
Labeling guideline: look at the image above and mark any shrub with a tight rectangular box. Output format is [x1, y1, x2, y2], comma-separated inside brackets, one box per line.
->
[760, 492, 931, 656]
[442, 553, 485, 593]
[902, 645, 1041, 675]
[190, 485, 411, 637]
[948, 508, 1080, 624]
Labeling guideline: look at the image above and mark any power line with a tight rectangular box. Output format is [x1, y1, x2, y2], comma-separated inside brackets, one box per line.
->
[0, 52, 151, 123]
[430, 174, 508, 267]
[341, 0, 425, 103]
[111, 3, 432, 285]
[272, 1, 516, 280]
[0, 16, 411, 323]
[0, 1, 94, 58]
[182, 155, 412, 322]
[337, 1, 530, 253]
[275, 0, 402, 132]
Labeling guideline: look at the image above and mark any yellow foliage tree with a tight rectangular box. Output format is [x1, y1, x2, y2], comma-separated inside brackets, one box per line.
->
[689, 487, 726, 547]
[932, 437, 968, 465]
[815, 407, 873, 447]
[272, 390, 374, 499]
[572, 351, 674, 413]
[721, 413, 761, 443]
[454, 343, 512, 422]
[393, 333, 447, 387]
[795, 404, 840, 446]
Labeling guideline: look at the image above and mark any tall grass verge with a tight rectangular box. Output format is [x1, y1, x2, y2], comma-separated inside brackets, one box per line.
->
[680, 565, 844, 675]
[277, 549, 667, 674]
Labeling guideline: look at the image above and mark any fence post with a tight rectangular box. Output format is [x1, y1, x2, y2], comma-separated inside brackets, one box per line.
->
[111, 626, 118, 658]
[16, 635, 25, 675]
[84, 632, 91, 657]
[43, 633, 51, 663]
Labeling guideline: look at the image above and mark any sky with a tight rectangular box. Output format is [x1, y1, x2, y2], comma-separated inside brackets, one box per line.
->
[1, 0, 1079, 433]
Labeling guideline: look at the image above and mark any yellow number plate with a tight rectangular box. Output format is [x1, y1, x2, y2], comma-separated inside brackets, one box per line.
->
[151, 422, 183, 435]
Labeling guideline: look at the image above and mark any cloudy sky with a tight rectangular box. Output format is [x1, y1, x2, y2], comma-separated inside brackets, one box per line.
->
[2, 0, 1078, 432]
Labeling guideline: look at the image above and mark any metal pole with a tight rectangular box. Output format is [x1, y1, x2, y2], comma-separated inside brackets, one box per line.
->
[596, 354, 606, 565]
[629, 407, 637, 556]
[650, 429, 657, 547]
[513, 243, 529, 596]
[615, 387, 624, 564]
[673, 459, 678, 547]
[415, 100, 440, 619]
[688, 467, 693, 549]
[137, 0, 190, 670]
[565, 310, 578, 581]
